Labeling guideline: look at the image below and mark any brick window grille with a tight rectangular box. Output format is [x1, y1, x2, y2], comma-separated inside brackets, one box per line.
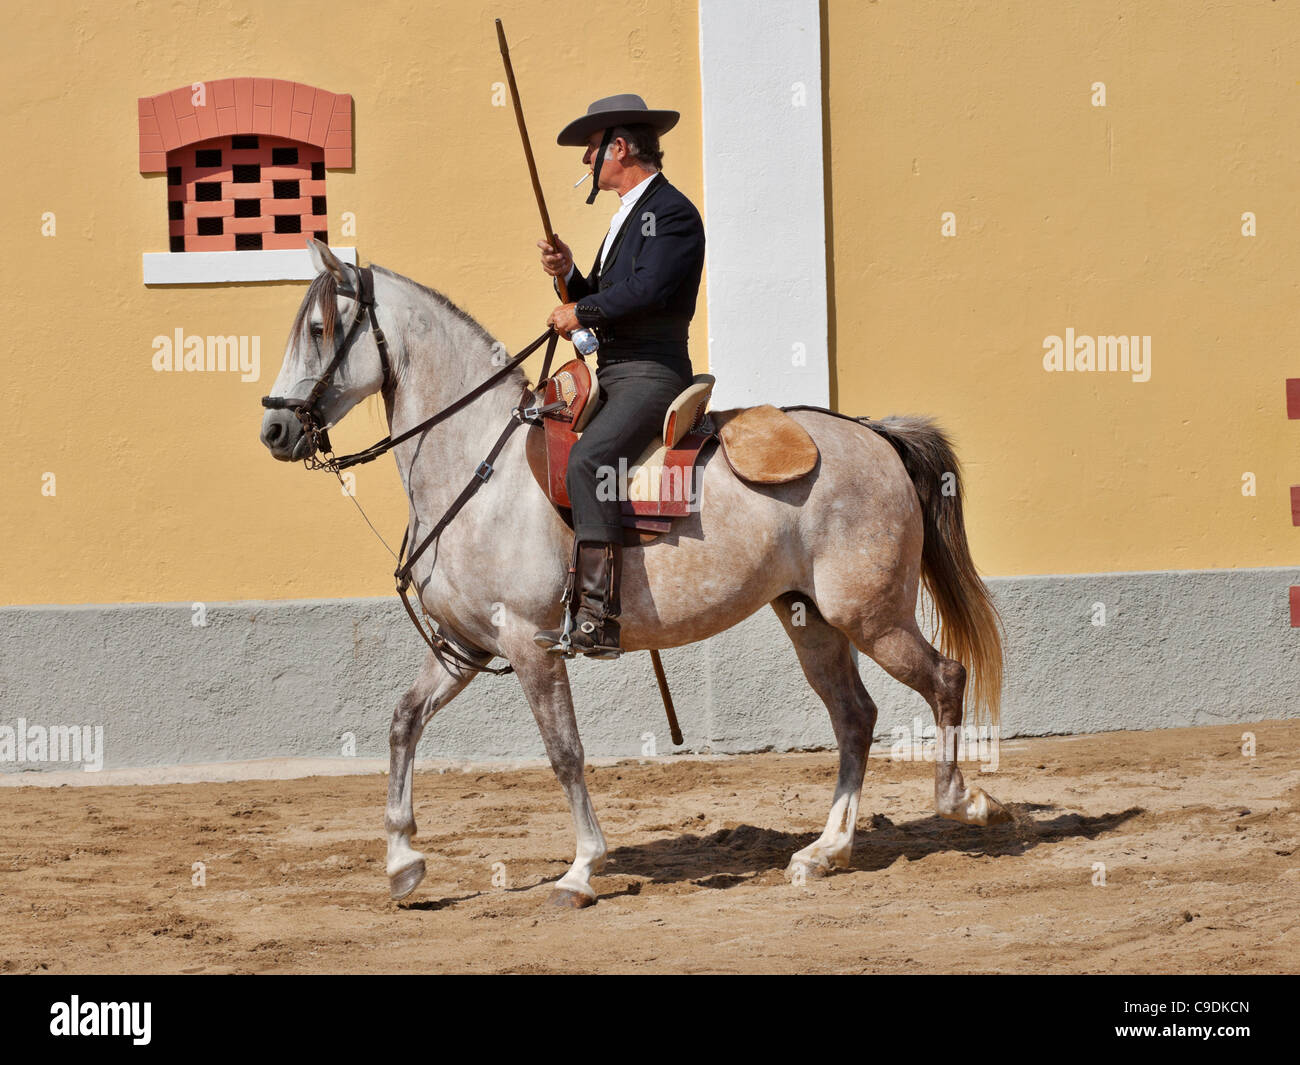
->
[138, 77, 353, 283]
[166, 135, 327, 252]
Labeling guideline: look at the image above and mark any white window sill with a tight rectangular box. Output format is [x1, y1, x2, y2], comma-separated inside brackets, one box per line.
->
[142, 247, 358, 285]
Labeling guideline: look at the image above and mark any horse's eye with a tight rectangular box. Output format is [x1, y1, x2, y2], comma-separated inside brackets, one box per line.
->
[309, 324, 324, 338]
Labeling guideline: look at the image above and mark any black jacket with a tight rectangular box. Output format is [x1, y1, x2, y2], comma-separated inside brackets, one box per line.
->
[559, 172, 705, 366]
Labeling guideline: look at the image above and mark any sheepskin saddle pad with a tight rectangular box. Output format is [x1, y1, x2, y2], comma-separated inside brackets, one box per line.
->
[712, 404, 819, 484]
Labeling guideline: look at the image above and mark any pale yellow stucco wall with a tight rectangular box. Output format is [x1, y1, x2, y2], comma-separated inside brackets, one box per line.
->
[7, 1, 1294, 608]
[2, 0, 704, 605]
[825, 0, 1300, 576]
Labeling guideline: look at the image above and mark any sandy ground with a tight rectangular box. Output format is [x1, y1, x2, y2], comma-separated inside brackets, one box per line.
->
[1, 720, 1296, 974]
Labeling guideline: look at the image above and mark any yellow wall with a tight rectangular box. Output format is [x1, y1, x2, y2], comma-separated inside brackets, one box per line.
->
[826, 0, 1300, 576]
[7, 0, 1295, 609]
[2, 0, 704, 605]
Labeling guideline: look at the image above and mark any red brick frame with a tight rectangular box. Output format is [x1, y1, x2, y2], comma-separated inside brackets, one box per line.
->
[138, 78, 352, 173]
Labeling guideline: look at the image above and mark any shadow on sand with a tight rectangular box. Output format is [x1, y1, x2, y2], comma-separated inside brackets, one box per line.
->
[592, 805, 1145, 887]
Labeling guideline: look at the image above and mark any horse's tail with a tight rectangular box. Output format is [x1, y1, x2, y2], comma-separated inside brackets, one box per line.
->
[864, 415, 1004, 730]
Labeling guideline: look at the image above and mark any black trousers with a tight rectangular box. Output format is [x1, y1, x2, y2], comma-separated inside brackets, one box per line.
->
[567, 360, 694, 543]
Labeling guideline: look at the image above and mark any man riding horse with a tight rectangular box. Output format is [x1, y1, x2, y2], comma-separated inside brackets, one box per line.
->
[533, 94, 706, 660]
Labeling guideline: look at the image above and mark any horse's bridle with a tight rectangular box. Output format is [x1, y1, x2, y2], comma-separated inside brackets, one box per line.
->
[260, 264, 392, 464]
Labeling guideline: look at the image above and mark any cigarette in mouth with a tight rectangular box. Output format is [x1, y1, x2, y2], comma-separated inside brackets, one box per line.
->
[573, 172, 591, 187]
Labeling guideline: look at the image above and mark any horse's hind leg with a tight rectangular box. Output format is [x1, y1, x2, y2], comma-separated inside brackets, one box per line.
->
[386, 650, 476, 900]
[772, 593, 878, 879]
[860, 622, 1009, 826]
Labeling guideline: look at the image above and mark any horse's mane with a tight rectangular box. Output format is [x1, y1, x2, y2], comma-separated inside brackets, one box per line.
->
[291, 264, 504, 355]
[373, 266, 503, 352]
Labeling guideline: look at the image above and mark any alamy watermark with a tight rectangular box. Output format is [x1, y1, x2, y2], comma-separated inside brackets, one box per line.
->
[152, 329, 260, 382]
[889, 716, 999, 772]
[1042, 329, 1151, 383]
[0, 719, 104, 772]
[595, 457, 704, 509]
[50, 996, 150, 1045]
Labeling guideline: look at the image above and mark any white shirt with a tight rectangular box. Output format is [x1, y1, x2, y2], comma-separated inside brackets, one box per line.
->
[564, 170, 659, 285]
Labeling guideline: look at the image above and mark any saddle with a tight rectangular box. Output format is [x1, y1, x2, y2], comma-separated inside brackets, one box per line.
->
[525, 358, 821, 540]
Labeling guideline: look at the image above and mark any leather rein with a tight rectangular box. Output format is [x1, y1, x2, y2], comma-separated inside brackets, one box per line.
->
[261, 263, 565, 677]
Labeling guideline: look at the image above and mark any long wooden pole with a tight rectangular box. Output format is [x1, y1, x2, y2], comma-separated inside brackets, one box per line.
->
[495, 18, 568, 302]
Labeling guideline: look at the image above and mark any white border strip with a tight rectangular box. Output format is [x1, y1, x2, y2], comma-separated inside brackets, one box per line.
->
[698, 0, 829, 408]
[142, 247, 357, 285]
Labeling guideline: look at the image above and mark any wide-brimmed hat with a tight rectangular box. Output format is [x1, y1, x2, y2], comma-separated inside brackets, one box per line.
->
[557, 93, 680, 146]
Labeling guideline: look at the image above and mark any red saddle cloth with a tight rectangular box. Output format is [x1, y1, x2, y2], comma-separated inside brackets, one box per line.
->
[525, 358, 717, 535]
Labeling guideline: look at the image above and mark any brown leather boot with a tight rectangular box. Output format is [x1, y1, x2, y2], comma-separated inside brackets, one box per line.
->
[569, 541, 622, 659]
[533, 540, 622, 657]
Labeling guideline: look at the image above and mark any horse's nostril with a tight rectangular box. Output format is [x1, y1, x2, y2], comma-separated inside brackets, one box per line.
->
[264, 422, 284, 446]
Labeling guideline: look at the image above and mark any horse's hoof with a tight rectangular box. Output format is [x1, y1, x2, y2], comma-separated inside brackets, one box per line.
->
[983, 796, 1012, 825]
[971, 787, 1012, 826]
[785, 856, 830, 882]
[389, 858, 427, 901]
[547, 887, 596, 909]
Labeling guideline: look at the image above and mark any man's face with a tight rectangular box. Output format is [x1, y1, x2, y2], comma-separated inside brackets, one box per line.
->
[583, 129, 629, 190]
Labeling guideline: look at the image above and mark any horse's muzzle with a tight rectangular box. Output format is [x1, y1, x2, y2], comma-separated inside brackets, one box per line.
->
[260, 408, 310, 462]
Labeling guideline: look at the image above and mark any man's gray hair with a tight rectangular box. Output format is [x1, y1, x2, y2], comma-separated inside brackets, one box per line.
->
[606, 124, 664, 170]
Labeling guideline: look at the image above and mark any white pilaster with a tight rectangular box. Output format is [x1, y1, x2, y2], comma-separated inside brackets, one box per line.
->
[698, 0, 829, 408]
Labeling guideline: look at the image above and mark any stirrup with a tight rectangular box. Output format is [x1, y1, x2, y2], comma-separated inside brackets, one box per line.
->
[533, 604, 578, 657]
[583, 645, 623, 661]
[554, 606, 577, 657]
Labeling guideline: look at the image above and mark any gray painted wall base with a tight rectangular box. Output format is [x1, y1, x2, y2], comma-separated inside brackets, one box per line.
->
[1, 567, 1296, 774]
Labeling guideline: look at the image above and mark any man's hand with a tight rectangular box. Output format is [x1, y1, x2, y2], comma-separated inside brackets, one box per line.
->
[538, 234, 574, 278]
[547, 303, 580, 339]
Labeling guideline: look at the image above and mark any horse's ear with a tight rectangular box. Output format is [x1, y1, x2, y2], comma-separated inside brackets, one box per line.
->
[307, 237, 349, 285]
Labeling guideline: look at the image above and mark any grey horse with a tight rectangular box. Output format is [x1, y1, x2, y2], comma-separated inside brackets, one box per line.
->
[259, 240, 1009, 908]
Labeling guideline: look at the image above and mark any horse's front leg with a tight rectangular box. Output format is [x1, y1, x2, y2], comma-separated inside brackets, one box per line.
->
[386, 649, 476, 900]
[511, 646, 607, 908]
